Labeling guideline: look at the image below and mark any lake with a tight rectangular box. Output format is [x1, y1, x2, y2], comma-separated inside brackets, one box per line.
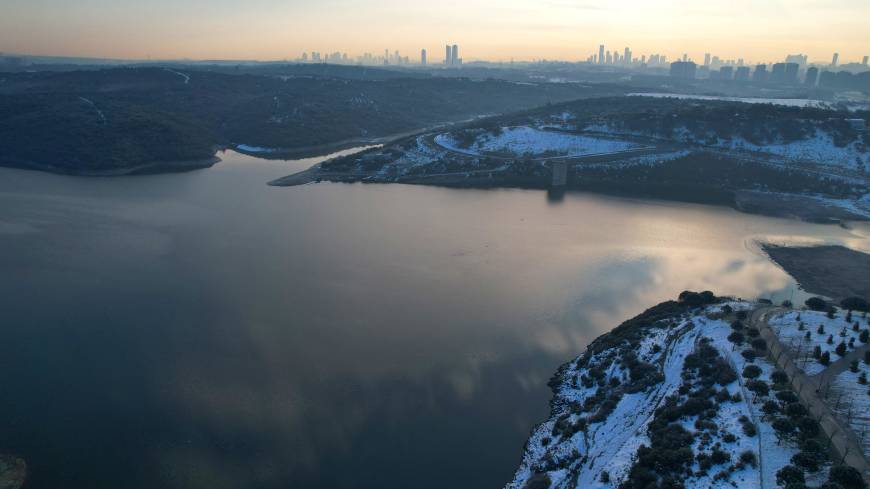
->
[0, 149, 866, 489]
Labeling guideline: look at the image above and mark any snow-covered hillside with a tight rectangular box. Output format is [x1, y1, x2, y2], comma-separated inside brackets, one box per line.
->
[435, 127, 640, 158]
[508, 295, 851, 489]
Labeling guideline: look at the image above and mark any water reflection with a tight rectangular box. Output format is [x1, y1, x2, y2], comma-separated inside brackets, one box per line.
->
[0, 151, 865, 489]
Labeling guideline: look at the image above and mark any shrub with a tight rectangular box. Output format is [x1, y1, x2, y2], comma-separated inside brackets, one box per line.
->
[861, 330, 869, 344]
[743, 365, 763, 379]
[710, 448, 730, 465]
[742, 421, 757, 436]
[742, 349, 757, 361]
[776, 465, 805, 486]
[747, 327, 761, 338]
[806, 297, 828, 311]
[731, 320, 745, 330]
[747, 380, 770, 396]
[728, 331, 745, 344]
[835, 342, 847, 357]
[818, 324, 826, 335]
[850, 360, 859, 373]
[820, 351, 831, 366]
[859, 372, 867, 385]
[784, 403, 808, 418]
[796, 417, 820, 438]
[763, 400, 781, 414]
[772, 370, 789, 384]
[600, 471, 610, 483]
[740, 450, 757, 467]
[813, 345, 822, 359]
[522, 473, 551, 489]
[773, 417, 796, 435]
[752, 338, 767, 351]
[827, 464, 867, 489]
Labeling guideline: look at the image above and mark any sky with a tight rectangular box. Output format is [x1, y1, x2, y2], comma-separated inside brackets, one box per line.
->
[1, 0, 868, 64]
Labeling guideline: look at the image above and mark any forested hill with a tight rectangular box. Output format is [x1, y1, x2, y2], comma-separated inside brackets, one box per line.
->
[0, 67, 628, 174]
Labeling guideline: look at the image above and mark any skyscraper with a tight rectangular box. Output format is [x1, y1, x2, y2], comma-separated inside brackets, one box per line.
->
[451, 45, 459, 66]
[805, 66, 819, 86]
[752, 64, 768, 83]
[704, 53, 711, 67]
[735, 66, 750, 82]
[421, 49, 427, 66]
[770, 63, 787, 84]
[670, 61, 696, 79]
[831, 52, 839, 67]
[863, 56, 869, 66]
[624, 47, 631, 66]
[599, 45, 605, 65]
[784, 63, 799, 84]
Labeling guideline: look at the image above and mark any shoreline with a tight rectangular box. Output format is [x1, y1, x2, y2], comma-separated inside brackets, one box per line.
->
[0, 156, 221, 177]
[762, 244, 870, 301]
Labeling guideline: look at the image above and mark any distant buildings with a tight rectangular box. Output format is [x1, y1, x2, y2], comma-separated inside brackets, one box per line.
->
[670, 61, 697, 79]
[421, 49, 427, 66]
[831, 52, 839, 67]
[785, 54, 807, 69]
[599, 45, 605, 65]
[735, 66, 750, 82]
[864, 56, 869, 67]
[719, 66, 734, 80]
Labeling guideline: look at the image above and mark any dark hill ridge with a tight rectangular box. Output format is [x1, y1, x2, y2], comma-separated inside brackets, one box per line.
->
[0, 67, 630, 174]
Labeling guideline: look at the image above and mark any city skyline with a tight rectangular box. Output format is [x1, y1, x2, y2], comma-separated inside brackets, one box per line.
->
[2, 0, 869, 62]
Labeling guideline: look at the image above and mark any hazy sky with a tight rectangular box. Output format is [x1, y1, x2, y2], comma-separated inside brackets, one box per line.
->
[1, 0, 868, 63]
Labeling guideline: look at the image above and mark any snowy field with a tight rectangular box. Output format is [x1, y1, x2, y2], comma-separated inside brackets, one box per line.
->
[768, 310, 869, 375]
[435, 127, 639, 158]
[827, 368, 870, 457]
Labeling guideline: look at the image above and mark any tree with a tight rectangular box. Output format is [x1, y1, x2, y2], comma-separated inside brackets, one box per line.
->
[813, 345, 822, 359]
[840, 297, 870, 312]
[827, 465, 868, 489]
[806, 297, 828, 311]
[743, 365, 762, 379]
[835, 342, 847, 357]
[820, 351, 831, 366]
[777, 465, 805, 487]
[818, 324, 826, 335]
[752, 338, 767, 351]
[860, 329, 869, 344]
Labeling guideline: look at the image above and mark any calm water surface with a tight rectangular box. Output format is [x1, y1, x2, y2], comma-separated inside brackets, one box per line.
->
[0, 149, 867, 489]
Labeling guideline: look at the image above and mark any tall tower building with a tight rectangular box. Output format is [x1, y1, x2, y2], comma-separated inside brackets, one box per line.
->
[805, 66, 819, 87]
[624, 47, 631, 66]
[704, 53, 711, 67]
[831, 52, 839, 67]
[599, 45, 605, 65]
[421, 49, 427, 66]
[451, 45, 459, 66]
[445, 45, 451, 65]
[863, 56, 869, 66]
